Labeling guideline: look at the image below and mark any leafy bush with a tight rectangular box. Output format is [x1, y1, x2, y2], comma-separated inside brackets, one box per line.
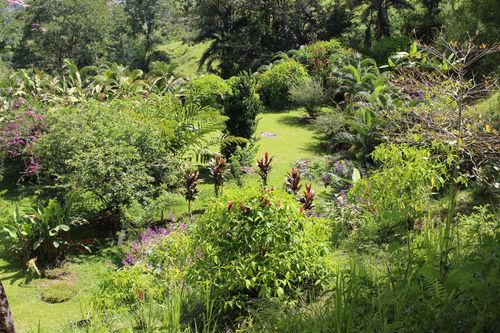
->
[190, 188, 330, 311]
[370, 36, 412, 66]
[289, 78, 326, 119]
[349, 144, 447, 242]
[258, 60, 309, 108]
[222, 73, 263, 157]
[293, 39, 350, 81]
[31, 100, 179, 212]
[187, 74, 230, 109]
[2, 197, 86, 263]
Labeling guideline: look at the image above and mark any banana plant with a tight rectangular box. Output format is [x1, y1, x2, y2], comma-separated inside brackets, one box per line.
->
[87, 63, 146, 99]
[3, 196, 87, 263]
[2, 206, 35, 262]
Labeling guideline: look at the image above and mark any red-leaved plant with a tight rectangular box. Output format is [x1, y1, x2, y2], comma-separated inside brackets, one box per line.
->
[257, 152, 273, 187]
[208, 154, 228, 197]
[285, 168, 302, 195]
[184, 171, 200, 214]
[298, 184, 315, 212]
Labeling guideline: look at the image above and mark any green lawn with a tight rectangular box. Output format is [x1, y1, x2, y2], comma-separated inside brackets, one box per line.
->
[255, 108, 323, 185]
[165, 108, 327, 215]
[1, 257, 110, 333]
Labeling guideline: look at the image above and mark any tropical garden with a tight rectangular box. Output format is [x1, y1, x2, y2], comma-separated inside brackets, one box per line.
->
[0, 0, 498, 332]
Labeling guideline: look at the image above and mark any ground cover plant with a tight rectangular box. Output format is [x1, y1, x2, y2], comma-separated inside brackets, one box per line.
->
[0, 1, 499, 332]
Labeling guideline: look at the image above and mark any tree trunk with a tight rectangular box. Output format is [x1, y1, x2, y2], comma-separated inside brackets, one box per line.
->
[0, 282, 16, 333]
[375, 2, 390, 40]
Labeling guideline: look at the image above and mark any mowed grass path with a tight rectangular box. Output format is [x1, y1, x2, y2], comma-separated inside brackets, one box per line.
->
[255, 109, 322, 185]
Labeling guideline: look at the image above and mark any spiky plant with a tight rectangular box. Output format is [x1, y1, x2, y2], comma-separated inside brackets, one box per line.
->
[257, 152, 273, 187]
[184, 171, 200, 214]
[208, 154, 228, 197]
[298, 184, 315, 212]
[285, 168, 302, 195]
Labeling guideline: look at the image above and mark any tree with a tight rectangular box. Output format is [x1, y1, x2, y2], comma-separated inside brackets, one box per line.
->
[194, 0, 325, 78]
[0, 281, 16, 333]
[124, 0, 168, 70]
[222, 72, 262, 157]
[0, 0, 22, 65]
[14, 0, 112, 71]
[355, 0, 412, 48]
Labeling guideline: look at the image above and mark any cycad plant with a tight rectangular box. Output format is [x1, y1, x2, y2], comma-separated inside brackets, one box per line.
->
[332, 53, 386, 105]
[208, 154, 228, 197]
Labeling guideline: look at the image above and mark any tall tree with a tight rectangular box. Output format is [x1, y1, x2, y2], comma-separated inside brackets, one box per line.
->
[0, 281, 16, 333]
[124, 0, 167, 70]
[356, 0, 412, 48]
[194, 0, 325, 78]
[14, 0, 112, 71]
[0, 0, 22, 65]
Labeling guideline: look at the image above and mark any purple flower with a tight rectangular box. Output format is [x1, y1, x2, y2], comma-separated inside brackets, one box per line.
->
[122, 253, 136, 266]
[321, 174, 332, 187]
[26, 163, 39, 175]
[335, 161, 344, 174]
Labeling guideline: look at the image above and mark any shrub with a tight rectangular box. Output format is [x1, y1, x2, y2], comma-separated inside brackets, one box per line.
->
[187, 74, 230, 109]
[189, 188, 330, 312]
[289, 78, 326, 119]
[222, 73, 263, 157]
[370, 36, 412, 66]
[293, 39, 350, 81]
[349, 144, 447, 242]
[30, 100, 178, 213]
[258, 60, 309, 108]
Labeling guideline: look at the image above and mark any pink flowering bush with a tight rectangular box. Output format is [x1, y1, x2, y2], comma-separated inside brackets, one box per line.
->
[0, 99, 47, 177]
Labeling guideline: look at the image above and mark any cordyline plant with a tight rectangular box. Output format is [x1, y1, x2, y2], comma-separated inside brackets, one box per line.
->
[298, 184, 315, 212]
[208, 154, 228, 197]
[184, 171, 200, 214]
[285, 168, 302, 195]
[257, 152, 273, 187]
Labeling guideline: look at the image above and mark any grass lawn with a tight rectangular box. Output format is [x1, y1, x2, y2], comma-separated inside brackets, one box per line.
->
[165, 108, 327, 215]
[1, 257, 110, 333]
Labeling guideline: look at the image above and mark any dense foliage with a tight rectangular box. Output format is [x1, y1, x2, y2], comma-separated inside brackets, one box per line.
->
[0, 1, 498, 332]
